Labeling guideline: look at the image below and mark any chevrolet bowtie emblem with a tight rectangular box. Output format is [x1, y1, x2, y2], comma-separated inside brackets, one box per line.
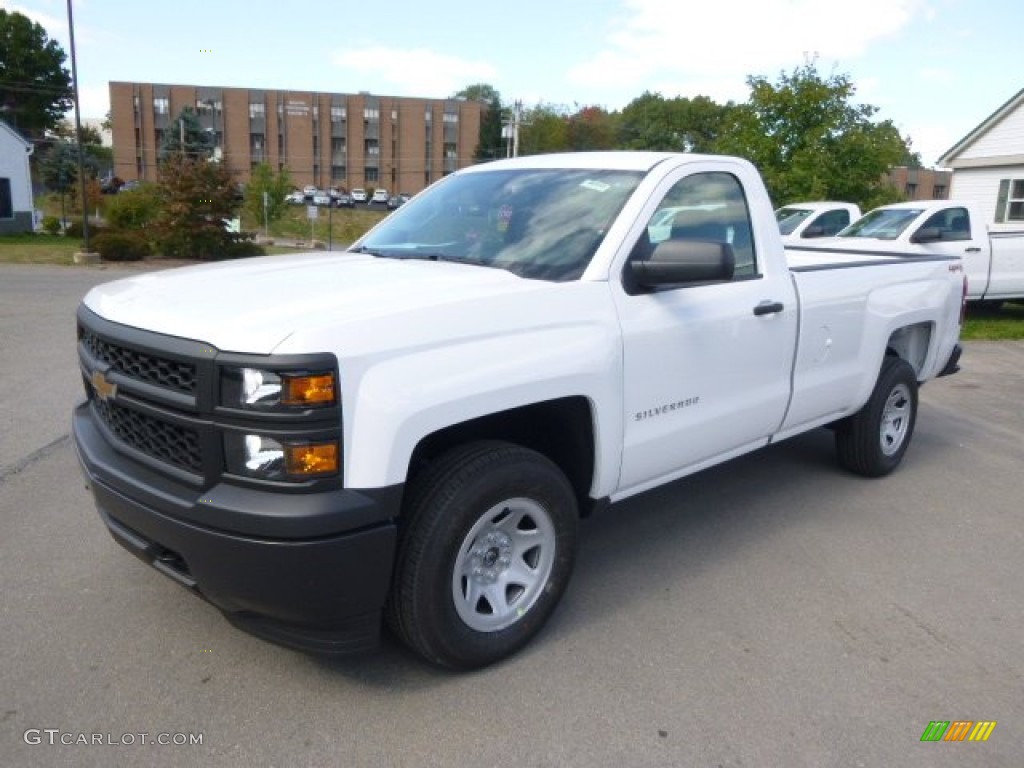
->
[91, 370, 117, 402]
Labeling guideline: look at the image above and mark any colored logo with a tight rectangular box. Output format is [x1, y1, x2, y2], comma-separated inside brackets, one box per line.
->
[920, 721, 997, 742]
[90, 370, 117, 402]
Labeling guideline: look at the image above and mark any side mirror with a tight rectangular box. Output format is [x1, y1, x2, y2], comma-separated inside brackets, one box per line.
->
[629, 239, 735, 291]
[911, 227, 943, 244]
[801, 225, 826, 238]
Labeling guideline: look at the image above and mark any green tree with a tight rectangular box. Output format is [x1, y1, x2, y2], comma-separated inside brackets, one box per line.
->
[155, 153, 242, 259]
[243, 163, 292, 229]
[519, 103, 571, 155]
[715, 61, 910, 207]
[40, 140, 100, 225]
[566, 105, 618, 151]
[618, 92, 733, 152]
[159, 106, 214, 162]
[0, 10, 72, 138]
[457, 83, 504, 162]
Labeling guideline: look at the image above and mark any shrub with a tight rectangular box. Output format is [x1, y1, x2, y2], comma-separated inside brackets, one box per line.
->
[93, 229, 150, 261]
[41, 216, 60, 235]
[221, 232, 266, 259]
[64, 219, 84, 238]
[106, 185, 161, 230]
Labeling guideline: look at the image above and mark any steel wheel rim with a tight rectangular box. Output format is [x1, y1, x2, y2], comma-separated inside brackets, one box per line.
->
[452, 497, 557, 633]
[880, 382, 912, 456]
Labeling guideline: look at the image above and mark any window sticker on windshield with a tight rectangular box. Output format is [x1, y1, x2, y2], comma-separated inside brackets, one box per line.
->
[496, 204, 514, 232]
[580, 180, 610, 192]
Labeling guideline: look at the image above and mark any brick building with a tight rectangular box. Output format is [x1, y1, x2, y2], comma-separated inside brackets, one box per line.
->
[883, 166, 952, 201]
[109, 82, 486, 193]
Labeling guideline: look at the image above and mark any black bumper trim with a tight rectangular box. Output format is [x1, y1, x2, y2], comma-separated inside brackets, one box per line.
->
[938, 342, 962, 378]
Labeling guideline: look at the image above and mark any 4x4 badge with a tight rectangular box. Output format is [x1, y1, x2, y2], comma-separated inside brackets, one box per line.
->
[91, 370, 117, 402]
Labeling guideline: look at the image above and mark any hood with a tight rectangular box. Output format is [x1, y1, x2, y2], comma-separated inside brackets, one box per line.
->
[82, 252, 548, 354]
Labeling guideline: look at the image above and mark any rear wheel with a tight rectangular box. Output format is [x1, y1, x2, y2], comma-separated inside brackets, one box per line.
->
[835, 356, 918, 477]
[386, 441, 578, 669]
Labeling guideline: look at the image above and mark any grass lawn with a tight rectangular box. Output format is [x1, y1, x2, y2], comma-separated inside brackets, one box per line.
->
[0, 234, 82, 265]
[962, 300, 1024, 340]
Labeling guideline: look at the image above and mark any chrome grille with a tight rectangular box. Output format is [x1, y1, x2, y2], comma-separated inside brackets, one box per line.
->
[92, 398, 202, 474]
[80, 329, 197, 394]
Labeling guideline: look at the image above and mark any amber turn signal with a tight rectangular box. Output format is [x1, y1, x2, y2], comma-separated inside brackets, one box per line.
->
[284, 442, 339, 476]
[281, 374, 336, 406]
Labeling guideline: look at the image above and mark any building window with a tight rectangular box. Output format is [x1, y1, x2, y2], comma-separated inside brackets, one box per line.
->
[0, 178, 13, 218]
[154, 98, 169, 115]
[365, 139, 379, 155]
[366, 168, 379, 182]
[331, 165, 346, 182]
[250, 134, 265, 162]
[331, 137, 346, 163]
[424, 108, 432, 122]
[443, 142, 457, 158]
[391, 109, 398, 121]
[331, 105, 346, 122]
[249, 102, 265, 119]
[1007, 180, 1024, 221]
[932, 185, 946, 199]
[363, 107, 379, 121]
[443, 112, 458, 124]
[905, 183, 917, 198]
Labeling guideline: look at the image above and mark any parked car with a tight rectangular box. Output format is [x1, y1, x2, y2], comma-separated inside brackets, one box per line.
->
[333, 193, 355, 209]
[285, 191, 305, 205]
[312, 192, 332, 207]
[73, 151, 965, 670]
[776, 202, 861, 245]
[118, 180, 140, 194]
[386, 195, 404, 210]
[302, 185, 318, 200]
[351, 188, 367, 203]
[370, 189, 389, 205]
[805, 200, 1024, 303]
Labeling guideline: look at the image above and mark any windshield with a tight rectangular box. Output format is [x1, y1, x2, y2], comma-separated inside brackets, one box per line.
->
[837, 208, 923, 240]
[353, 168, 644, 281]
[775, 207, 814, 235]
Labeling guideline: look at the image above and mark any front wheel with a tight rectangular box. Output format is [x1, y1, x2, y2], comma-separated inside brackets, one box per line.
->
[835, 356, 918, 477]
[386, 442, 578, 669]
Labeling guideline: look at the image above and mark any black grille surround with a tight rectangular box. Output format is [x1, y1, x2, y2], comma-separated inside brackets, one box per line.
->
[80, 328, 198, 394]
[76, 304, 342, 493]
[92, 397, 203, 474]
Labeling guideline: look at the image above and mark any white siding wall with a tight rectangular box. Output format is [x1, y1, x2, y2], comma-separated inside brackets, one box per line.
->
[950, 166, 1024, 231]
[960, 102, 1024, 160]
[0, 127, 34, 213]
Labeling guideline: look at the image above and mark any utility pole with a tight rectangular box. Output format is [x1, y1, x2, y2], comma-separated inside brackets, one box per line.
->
[502, 100, 527, 158]
[66, 0, 96, 260]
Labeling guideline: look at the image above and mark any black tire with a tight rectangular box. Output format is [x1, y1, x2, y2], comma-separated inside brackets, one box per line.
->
[386, 441, 578, 669]
[835, 356, 918, 477]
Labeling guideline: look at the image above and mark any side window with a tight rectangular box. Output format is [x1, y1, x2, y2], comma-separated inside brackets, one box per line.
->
[642, 171, 757, 279]
[0, 178, 12, 219]
[918, 207, 970, 241]
[812, 209, 851, 236]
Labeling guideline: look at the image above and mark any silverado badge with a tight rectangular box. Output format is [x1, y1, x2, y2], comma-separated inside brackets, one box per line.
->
[90, 370, 117, 402]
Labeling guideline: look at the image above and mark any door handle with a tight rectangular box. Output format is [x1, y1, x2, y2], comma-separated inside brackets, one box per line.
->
[965, 247, 982, 253]
[753, 301, 785, 316]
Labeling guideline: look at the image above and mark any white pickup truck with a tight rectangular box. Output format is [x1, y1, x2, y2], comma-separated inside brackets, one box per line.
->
[787, 200, 1024, 304]
[775, 201, 861, 245]
[73, 152, 965, 669]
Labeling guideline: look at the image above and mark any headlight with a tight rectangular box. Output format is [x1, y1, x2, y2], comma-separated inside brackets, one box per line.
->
[225, 433, 339, 481]
[223, 367, 336, 409]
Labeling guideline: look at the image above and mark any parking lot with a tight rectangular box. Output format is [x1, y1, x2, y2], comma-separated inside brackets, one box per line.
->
[1, 263, 1021, 767]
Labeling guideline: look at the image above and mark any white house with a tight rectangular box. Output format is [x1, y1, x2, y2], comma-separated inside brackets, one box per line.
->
[938, 88, 1024, 232]
[0, 120, 35, 234]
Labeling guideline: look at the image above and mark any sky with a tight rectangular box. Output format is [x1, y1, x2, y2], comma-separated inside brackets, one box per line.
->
[3, 0, 1021, 167]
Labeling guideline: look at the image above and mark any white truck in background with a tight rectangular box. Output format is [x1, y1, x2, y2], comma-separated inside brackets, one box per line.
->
[788, 200, 1024, 304]
[776, 201, 861, 245]
[73, 152, 965, 669]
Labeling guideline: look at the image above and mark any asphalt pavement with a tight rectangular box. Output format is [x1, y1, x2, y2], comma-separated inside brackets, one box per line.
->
[1, 263, 1021, 767]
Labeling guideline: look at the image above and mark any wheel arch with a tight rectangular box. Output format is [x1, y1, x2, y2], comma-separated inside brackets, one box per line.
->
[405, 396, 599, 516]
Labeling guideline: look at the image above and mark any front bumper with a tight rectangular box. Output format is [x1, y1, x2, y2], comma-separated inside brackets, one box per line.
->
[73, 401, 399, 655]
